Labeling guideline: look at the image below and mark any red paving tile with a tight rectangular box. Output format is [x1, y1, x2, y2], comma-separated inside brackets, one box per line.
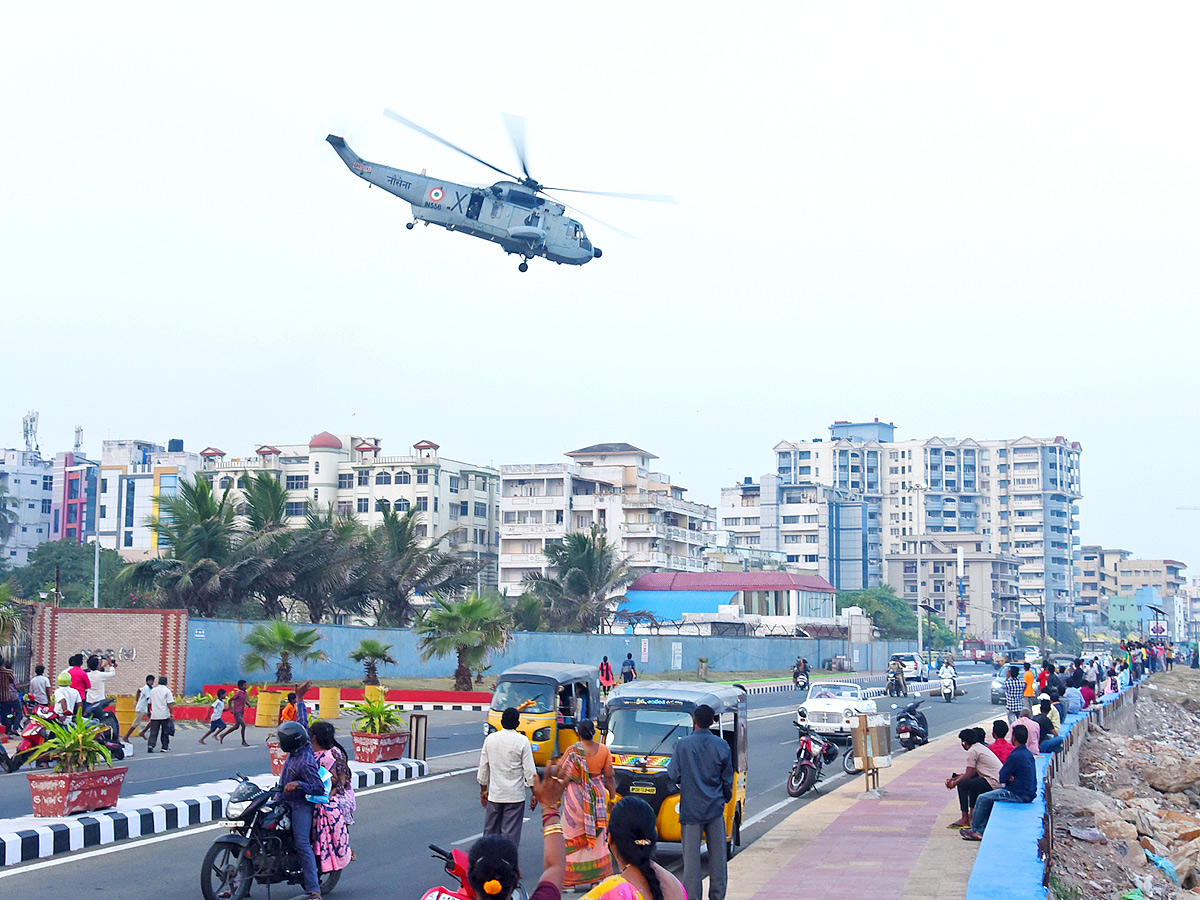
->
[750, 743, 963, 900]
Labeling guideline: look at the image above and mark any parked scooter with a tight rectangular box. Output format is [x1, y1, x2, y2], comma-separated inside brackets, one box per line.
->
[892, 700, 929, 751]
[786, 721, 839, 797]
[422, 844, 528, 900]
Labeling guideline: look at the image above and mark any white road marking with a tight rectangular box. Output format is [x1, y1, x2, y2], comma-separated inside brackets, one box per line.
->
[742, 796, 797, 826]
[748, 710, 795, 721]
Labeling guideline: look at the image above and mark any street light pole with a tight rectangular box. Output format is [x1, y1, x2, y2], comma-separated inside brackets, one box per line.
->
[92, 535, 100, 608]
[908, 482, 928, 661]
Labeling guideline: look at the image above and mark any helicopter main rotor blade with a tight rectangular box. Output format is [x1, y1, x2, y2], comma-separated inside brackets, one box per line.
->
[501, 112, 533, 183]
[538, 187, 678, 204]
[542, 191, 638, 240]
[383, 108, 520, 182]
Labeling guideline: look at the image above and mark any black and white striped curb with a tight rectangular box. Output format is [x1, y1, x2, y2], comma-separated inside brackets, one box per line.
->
[338, 701, 488, 713]
[0, 759, 427, 867]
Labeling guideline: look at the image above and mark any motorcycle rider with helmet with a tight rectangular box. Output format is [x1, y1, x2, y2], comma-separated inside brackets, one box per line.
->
[938, 657, 958, 697]
[277, 720, 325, 900]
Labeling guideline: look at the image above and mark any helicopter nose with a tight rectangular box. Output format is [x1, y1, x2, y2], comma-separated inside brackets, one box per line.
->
[593, 247, 603, 259]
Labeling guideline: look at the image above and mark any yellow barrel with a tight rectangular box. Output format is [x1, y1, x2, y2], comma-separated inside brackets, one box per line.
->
[115, 695, 136, 734]
[255, 690, 281, 727]
[364, 685, 383, 703]
[319, 687, 341, 720]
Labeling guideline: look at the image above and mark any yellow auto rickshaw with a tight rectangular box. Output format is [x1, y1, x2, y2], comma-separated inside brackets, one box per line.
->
[602, 681, 748, 858]
[487, 662, 601, 767]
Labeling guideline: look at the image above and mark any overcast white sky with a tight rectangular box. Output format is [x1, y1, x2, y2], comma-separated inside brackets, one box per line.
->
[4, 3, 1198, 571]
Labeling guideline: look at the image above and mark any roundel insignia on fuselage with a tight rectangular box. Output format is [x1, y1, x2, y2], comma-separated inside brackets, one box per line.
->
[428, 186, 445, 203]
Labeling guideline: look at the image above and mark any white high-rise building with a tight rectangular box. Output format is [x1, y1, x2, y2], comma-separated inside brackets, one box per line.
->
[0, 448, 54, 566]
[498, 443, 715, 594]
[761, 420, 1081, 630]
[198, 433, 499, 585]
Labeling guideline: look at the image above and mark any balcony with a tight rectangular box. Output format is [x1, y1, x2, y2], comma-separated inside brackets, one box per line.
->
[504, 495, 566, 507]
[499, 553, 546, 565]
[623, 522, 666, 536]
[502, 523, 564, 535]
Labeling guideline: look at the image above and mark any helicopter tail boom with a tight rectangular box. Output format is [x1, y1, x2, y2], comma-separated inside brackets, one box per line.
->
[326, 134, 425, 205]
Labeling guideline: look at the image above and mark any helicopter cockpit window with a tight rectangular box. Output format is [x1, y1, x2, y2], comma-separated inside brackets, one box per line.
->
[504, 189, 542, 210]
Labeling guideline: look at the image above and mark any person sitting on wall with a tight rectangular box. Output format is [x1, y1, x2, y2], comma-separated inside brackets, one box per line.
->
[947, 728, 1003, 830]
[987, 720, 1014, 763]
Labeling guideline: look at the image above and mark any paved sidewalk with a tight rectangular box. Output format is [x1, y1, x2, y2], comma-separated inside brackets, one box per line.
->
[726, 729, 981, 900]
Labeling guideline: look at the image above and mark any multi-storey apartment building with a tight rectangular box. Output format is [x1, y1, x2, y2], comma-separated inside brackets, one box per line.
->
[0, 448, 54, 566]
[718, 476, 867, 589]
[1076, 546, 1130, 626]
[49, 450, 99, 546]
[1114, 558, 1187, 598]
[768, 419, 1082, 630]
[95, 439, 202, 560]
[498, 443, 715, 595]
[884, 533, 1021, 640]
[198, 433, 499, 585]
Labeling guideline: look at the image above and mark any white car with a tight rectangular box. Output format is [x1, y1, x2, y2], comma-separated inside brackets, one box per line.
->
[889, 652, 928, 683]
[796, 682, 878, 740]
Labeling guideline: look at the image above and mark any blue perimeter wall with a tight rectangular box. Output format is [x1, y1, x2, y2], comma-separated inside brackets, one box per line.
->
[184, 618, 918, 693]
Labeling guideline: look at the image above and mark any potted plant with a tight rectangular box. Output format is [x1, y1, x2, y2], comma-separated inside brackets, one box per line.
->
[25, 710, 128, 817]
[345, 695, 409, 763]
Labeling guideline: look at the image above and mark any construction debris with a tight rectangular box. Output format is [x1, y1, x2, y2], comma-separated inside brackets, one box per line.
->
[1050, 671, 1200, 900]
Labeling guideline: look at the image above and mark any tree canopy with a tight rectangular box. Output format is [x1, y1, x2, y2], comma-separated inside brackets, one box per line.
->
[7, 539, 130, 608]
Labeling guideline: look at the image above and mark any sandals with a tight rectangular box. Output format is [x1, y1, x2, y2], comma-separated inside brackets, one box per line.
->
[960, 830, 983, 841]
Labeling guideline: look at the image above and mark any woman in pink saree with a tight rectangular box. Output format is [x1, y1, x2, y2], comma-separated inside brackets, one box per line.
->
[559, 720, 616, 888]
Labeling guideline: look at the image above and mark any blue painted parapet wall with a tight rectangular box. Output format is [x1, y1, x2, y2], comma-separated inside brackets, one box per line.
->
[965, 678, 1143, 900]
[183, 618, 919, 694]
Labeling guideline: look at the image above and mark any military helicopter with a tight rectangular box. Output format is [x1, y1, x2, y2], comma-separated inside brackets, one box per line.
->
[326, 110, 674, 272]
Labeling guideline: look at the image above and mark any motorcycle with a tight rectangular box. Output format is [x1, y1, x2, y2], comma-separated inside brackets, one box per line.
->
[423, 844, 528, 900]
[2, 700, 127, 773]
[785, 721, 839, 797]
[82, 697, 123, 744]
[792, 661, 810, 691]
[886, 670, 906, 697]
[201, 774, 344, 900]
[892, 700, 929, 751]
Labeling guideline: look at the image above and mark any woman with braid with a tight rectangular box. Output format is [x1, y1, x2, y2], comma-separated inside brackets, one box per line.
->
[582, 797, 686, 900]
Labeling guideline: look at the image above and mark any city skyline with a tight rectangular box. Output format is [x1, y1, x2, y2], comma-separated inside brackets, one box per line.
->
[4, 5, 1197, 575]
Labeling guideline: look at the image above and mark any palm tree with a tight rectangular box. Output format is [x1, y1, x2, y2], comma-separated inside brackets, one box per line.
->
[241, 620, 328, 683]
[357, 505, 482, 627]
[120, 475, 238, 617]
[0, 583, 24, 659]
[284, 505, 365, 623]
[224, 471, 299, 618]
[415, 593, 511, 691]
[522, 525, 633, 632]
[348, 638, 398, 685]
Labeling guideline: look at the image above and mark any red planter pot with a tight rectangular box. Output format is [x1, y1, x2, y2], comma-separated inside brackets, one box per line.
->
[27, 767, 128, 817]
[351, 730, 410, 763]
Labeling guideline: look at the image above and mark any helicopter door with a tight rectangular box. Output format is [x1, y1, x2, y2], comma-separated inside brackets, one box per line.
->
[466, 192, 484, 221]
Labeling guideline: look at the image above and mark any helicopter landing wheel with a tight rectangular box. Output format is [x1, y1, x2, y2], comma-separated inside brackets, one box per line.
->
[405, 222, 415, 230]
[518, 261, 529, 272]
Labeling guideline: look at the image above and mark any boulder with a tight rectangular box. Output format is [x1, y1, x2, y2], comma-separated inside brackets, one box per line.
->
[1146, 760, 1200, 794]
[1096, 806, 1139, 842]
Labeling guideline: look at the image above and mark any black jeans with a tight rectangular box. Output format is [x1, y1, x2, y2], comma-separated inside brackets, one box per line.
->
[147, 717, 172, 750]
[957, 774, 993, 813]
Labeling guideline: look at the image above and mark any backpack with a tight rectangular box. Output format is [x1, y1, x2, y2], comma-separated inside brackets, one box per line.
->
[306, 765, 332, 804]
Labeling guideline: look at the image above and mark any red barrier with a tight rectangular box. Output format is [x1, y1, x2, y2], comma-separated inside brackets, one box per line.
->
[203, 685, 491, 704]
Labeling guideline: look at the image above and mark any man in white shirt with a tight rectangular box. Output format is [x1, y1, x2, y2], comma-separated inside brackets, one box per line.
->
[53, 671, 82, 718]
[146, 676, 175, 752]
[125, 675, 156, 741]
[478, 707, 536, 849]
[27, 665, 52, 707]
[84, 655, 118, 711]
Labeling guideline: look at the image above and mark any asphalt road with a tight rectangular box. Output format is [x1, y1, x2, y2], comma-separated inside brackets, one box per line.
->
[0, 680, 1001, 898]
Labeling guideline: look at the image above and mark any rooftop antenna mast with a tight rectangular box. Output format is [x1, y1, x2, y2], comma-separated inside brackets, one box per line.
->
[22, 410, 40, 455]
[74, 425, 84, 455]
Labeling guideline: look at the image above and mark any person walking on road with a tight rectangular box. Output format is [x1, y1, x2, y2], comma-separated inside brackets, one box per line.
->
[620, 653, 637, 684]
[146, 676, 174, 753]
[198, 689, 228, 745]
[218, 679, 251, 746]
[125, 674, 155, 741]
[598, 657, 615, 697]
[667, 704, 733, 900]
[478, 707, 536, 849]
[559, 719, 616, 887]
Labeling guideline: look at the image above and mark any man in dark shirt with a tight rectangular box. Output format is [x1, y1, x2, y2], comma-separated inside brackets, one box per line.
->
[1033, 699, 1063, 754]
[667, 704, 734, 900]
[961, 723, 1037, 840]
